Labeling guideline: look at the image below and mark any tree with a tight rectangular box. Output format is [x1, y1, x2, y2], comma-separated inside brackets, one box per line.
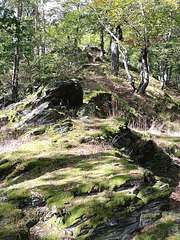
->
[92, 3, 135, 91]
[0, 0, 37, 100]
[91, 0, 179, 94]
[11, 2, 21, 101]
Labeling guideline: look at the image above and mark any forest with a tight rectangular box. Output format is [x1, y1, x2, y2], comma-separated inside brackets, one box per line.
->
[0, 0, 180, 239]
[0, 0, 179, 101]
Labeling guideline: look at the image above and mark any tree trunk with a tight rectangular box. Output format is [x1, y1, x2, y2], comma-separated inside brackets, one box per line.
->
[35, 2, 40, 56]
[111, 41, 119, 76]
[100, 27, 105, 57]
[108, 37, 112, 55]
[40, 0, 45, 55]
[159, 59, 172, 90]
[93, 8, 135, 92]
[137, 46, 149, 94]
[137, 1, 149, 95]
[111, 26, 121, 76]
[12, 3, 20, 101]
[167, 65, 172, 84]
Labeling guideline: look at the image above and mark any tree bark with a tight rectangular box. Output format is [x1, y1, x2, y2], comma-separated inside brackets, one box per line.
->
[40, 0, 45, 55]
[137, 46, 149, 94]
[12, 3, 21, 101]
[160, 59, 172, 90]
[100, 27, 105, 57]
[137, 2, 149, 95]
[111, 41, 119, 76]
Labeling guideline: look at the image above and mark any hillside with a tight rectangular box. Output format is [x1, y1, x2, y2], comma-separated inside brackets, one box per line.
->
[0, 54, 180, 240]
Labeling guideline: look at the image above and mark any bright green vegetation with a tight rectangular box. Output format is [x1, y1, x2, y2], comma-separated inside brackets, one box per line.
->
[0, 112, 177, 239]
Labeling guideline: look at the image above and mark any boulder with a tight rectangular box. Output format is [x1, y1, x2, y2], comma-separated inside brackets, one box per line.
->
[15, 102, 64, 127]
[10, 78, 83, 127]
[79, 92, 112, 118]
[90, 92, 112, 116]
[35, 78, 83, 108]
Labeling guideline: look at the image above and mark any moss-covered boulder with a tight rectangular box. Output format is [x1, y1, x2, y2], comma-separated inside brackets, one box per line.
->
[15, 102, 65, 127]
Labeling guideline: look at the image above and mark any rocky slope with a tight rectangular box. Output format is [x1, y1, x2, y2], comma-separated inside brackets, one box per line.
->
[0, 61, 180, 239]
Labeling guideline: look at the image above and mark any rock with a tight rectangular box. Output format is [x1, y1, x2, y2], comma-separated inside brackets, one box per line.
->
[89, 198, 169, 240]
[38, 78, 83, 108]
[15, 102, 64, 127]
[81, 136, 92, 143]
[2, 78, 82, 127]
[53, 120, 73, 134]
[0, 116, 8, 126]
[136, 140, 155, 163]
[0, 159, 9, 166]
[19, 195, 46, 209]
[79, 93, 112, 118]
[31, 127, 46, 136]
[139, 212, 161, 228]
[143, 170, 155, 184]
[174, 219, 180, 224]
[89, 92, 112, 117]
[78, 102, 97, 118]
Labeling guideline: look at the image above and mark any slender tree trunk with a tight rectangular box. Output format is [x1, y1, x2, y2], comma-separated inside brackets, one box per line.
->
[147, 51, 151, 74]
[137, 46, 149, 94]
[137, 2, 149, 95]
[35, 2, 40, 56]
[100, 27, 105, 57]
[111, 41, 119, 76]
[12, 3, 20, 101]
[160, 59, 172, 90]
[157, 61, 162, 81]
[167, 65, 172, 84]
[40, 0, 45, 55]
[108, 37, 112, 55]
[111, 26, 122, 76]
[93, 8, 135, 92]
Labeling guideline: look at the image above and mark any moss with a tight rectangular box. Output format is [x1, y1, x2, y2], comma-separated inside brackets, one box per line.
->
[26, 126, 46, 136]
[137, 182, 171, 204]
[6, 188, 31, 201]
[63, 192, 137, 239]
[83, 91, 111, 104]
[0, 161, 13, 176]
[109, 174, 133, 190]
[47, 191, 74, 208]
[135, 220, 179, 240]
[0, 201, 28, 239]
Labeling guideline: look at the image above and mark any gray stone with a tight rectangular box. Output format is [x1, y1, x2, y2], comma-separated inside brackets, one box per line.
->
[38, 79, 83, 108]
[15, 102, 64, 127]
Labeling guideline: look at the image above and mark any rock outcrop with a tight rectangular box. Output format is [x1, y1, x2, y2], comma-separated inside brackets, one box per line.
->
[1, 78, 83, 127]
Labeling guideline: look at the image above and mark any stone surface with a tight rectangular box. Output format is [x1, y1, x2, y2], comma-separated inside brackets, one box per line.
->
[36, 78, 83, 108]
[15, 102, 64, 127]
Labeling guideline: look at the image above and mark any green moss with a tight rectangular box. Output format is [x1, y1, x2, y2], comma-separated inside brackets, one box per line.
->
[0, 201, 29, 239]
[63, 192, 137, 238]
[6, 188, 31, 201]
[83, 91, 111, 104]
[137, 182, 171, 204]
[135, 220, 179, 240]
[109, 174, 133, 190]
[47, 191, 74, 208]
[0, 161, 13, 176]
